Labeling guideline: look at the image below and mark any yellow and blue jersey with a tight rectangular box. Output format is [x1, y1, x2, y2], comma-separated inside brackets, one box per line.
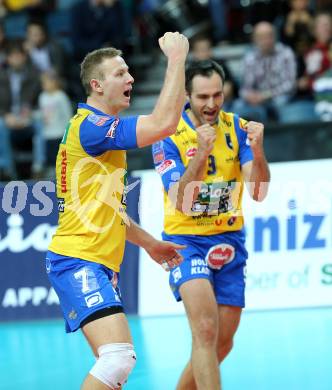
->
[49, 103, 138, 272]
[152, 103, 253, 237]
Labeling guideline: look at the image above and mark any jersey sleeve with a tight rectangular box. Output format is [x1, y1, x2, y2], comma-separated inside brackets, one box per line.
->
[233, 114, 253, 166]
[79, 114, 138, 156]
[152, 138, 185, 192]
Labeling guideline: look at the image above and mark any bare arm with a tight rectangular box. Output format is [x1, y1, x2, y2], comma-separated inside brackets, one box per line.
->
[169, 124, 216, 212]
[241, 121, 270, 201]
[136, 32, 189, 148]
[126, 217, 185, 270]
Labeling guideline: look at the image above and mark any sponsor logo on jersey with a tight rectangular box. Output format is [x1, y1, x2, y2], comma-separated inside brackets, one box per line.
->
[225, 133, 233, 150]
[85, 292, 104, 308]
[57, 197, 65, 213]
[222, 119, 232, 127]
[206, 243, 235, 270]
[106, 117, 120, 138]
[175, 127, 186, 136]
[227, 216, 237, 226]
[87, 114, 109, 126]
[156, 159, 176, 175]
[152, 141, 165, 164]
[172, 267, 182, 283]
[61, 149, 67, 193]
[68, 309, 77, 320]
[186, 147, 197, 157]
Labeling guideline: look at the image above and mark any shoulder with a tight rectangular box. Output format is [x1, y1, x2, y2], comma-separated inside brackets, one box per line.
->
[244, 48, 258, 64]
[276, 42, 294, 56]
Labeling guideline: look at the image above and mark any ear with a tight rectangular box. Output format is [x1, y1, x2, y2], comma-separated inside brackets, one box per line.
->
[90, 79, 103, 93]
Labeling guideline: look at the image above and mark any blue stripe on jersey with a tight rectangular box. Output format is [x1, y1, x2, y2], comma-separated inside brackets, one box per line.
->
[78, 103, 137, 156]
[233, 114, 253, 166]
[153, 138, 186, 192]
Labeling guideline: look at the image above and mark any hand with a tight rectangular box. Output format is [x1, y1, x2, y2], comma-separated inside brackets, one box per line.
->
[196, 124, 216, 158]
[146, 239, 186, 271]
[242, 121, 264, 156]
[298, 76, 309, 90]
[159, 32, 189, 62]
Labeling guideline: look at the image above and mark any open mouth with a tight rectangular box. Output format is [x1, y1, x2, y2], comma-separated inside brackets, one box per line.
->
[124, 90, 131, 98]
[203, 109, 217, 116]
[203, 109, 218, 121]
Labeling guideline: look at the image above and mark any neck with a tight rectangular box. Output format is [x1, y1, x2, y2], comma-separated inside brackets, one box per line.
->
[187, 109, 202, 128]
[86, 95, 119, 116]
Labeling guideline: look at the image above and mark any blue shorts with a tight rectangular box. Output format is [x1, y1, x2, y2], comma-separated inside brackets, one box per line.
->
[162, 231, 248, 307]
[46, 251, 123, 333]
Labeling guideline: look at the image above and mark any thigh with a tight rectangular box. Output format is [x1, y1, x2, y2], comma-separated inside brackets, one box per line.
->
[179, 279, 219, 333]
[82, 312, 132, 357]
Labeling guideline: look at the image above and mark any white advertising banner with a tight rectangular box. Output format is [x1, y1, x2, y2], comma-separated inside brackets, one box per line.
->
[135, 159, 332, 316]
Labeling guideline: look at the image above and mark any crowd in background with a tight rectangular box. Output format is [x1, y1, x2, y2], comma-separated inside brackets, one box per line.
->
[0, 0, 331, 180]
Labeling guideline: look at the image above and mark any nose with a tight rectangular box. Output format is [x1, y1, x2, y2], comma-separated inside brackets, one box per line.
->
[206, 97, 214, 108]
[128, 73, 134, 84]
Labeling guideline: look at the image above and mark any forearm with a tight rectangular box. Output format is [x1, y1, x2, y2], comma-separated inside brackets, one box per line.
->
[172, 152, 208, 212]
[152, 58, 186, 130]
[248, 154, 270, 201]
[136, 59, 186, 148]
[126, 216, 155, 250]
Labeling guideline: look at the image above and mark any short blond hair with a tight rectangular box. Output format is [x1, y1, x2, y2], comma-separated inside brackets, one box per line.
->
[80, 47, 122, 95]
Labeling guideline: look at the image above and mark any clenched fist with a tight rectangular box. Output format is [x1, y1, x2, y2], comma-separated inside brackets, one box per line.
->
[159, 32, 189, 62]
[243, 121, 264, 156]
[196, 124, 216, 157]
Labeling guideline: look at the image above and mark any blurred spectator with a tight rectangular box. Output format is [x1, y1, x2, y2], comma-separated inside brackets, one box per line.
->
[190, 35, 237, 111]
[0, 40, 43, 180]
[316, 0, 332, 12]
[0, 1, 7, 19]
[281, 0, 314, 99]
[0, 23, 8, 67]
[234, 21, 297, 122]
[24, 21, 67, 81]
[38, 70, 72, 175]
[70, 0, 127, 62]
[283, 0, 313, 49]
[298, 12, 332, 96]
[208, 0, 228, 43]
[313, 39, 332, 121]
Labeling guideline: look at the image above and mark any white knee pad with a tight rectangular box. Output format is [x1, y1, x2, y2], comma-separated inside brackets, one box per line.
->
[90, 343, 136, 389]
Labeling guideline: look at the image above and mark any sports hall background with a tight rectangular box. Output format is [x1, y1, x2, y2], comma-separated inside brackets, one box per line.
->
[0, 1, 332, 389]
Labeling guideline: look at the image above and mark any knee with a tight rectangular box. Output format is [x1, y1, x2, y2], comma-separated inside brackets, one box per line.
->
[90, 343, 136, 389]
[217, 339, 233, 363]
[192, 317, 218, 347]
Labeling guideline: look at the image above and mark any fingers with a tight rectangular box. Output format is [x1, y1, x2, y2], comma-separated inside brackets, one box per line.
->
[242, 121, 263, 132]
[161, 251, 184, 272]
[243, 121, 264, 143]
[171, 243, 187, 250]
[159, 31, 189, 56]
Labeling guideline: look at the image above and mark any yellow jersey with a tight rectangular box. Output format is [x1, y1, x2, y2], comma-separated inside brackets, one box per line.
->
[49, 103, 138, 271]
[152, 104, 253, 236]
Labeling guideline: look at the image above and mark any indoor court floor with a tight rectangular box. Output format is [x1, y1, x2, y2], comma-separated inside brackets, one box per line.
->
[1, 307, 331, 390]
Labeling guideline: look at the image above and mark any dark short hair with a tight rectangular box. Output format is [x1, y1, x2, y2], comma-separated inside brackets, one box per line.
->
[80, 47, 122, 95]
[6, 39, 26, 55]
[185, 59, 225, 94]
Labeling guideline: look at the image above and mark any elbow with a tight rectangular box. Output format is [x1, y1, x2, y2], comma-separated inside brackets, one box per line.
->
[250, 182, 269, 202]
[160, 120, 178, 137]
[152, 112, 179, 137]
[252, 193, 267, 202]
